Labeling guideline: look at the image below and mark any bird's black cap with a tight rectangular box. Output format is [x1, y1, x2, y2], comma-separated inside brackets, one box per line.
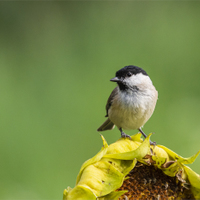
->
[116, 65, 148, 78]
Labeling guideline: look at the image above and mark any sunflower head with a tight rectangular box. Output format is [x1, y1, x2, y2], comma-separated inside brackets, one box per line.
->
[63, 133, 200, 200]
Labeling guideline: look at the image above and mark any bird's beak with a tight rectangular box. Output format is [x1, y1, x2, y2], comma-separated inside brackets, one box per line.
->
[110, 77, 123, 83]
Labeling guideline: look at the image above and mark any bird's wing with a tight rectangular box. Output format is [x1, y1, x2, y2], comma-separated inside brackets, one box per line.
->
[105, 87, 118, 117]
[97, 118, 115, 131]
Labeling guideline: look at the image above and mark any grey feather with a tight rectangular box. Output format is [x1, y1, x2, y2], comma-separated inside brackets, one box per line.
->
[105, 87, 118, 117]
[97, 118, 115, 131]
[97, 87, 118, 131]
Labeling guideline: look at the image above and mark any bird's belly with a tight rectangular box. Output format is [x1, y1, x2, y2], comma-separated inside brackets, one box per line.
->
[108, 95, 153, 130]
[108, 100, 151, 130]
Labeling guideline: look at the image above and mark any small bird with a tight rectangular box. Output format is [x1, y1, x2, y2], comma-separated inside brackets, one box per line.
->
[97, 65, 158, 145]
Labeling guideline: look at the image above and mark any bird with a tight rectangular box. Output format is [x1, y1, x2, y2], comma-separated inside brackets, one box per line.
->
[97, 65, 158, 145]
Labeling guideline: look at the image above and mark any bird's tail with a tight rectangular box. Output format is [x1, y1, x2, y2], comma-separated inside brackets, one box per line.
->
[97, 118, 115, 131]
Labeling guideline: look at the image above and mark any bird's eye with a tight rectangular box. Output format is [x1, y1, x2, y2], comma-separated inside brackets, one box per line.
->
[127, 72, 132, 77]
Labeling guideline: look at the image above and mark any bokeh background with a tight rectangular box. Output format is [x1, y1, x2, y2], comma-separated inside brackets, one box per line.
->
[1, 2, 200, 199]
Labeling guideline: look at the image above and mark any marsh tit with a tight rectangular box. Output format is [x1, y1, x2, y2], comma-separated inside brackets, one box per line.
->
[97, 65, 158, 145]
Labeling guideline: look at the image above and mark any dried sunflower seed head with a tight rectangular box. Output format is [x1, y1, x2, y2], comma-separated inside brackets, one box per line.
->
[63, 133, 200, 200]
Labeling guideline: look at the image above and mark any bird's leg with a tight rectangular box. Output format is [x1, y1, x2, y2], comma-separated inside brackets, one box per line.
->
[119, 128, 132, 140]
[138, 128, 156, 145]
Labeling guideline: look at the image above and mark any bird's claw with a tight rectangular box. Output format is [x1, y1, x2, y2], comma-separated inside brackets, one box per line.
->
[150, 140, 156, 146]
[121, 132, 132, 140]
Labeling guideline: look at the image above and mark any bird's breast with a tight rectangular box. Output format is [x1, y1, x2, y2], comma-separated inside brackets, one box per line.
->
[108, 91, 156, 130]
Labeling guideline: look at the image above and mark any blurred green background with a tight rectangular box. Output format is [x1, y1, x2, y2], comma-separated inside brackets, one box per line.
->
[0, 2, 200, 199]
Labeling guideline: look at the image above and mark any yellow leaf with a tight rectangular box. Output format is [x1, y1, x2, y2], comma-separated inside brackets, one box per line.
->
[103, 133, 152, 160]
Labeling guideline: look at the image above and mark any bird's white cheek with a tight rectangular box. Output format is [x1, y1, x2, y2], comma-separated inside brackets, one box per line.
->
[125, 74, 141, 85]
[124, 73, 152, 87]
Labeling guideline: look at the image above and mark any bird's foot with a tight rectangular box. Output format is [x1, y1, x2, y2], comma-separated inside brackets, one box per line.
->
[138, 128, 156, 146]
[120, 131, 132, 140]
[150, 140, 156, 146]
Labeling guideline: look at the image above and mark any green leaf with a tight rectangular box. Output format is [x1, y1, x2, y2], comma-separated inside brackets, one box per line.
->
[161, 161, 180, 177]
[130, 132, 143, 142]
[78, 159, 124, 197]
[184, 165, 200, 199]
[63, 185, 96, 200]
[103, 133, 152, 160]
[76, 135, 108, 184]
[98, 190, 128, 200]
[151, 155, 167, 167]
[158, 145, 200, 164]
